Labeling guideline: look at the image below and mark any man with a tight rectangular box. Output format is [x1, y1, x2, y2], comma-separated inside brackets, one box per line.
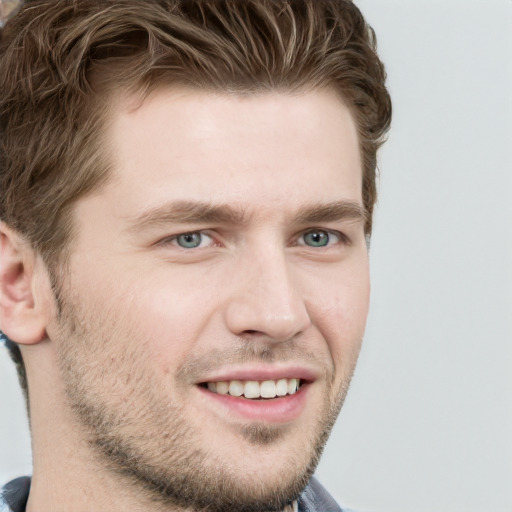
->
[0, 0, 391, 510]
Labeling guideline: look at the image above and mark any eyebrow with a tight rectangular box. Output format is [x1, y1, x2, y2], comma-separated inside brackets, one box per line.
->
[126, 199, 367, 234]
[294, 201, 368, 224]
[126, 201, 249, 233]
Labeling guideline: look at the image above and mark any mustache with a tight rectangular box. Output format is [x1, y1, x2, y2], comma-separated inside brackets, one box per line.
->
[175, 341, 329, 383]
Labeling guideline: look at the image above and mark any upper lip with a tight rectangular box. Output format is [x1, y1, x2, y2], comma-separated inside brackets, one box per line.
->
[196, 365, 318, 384]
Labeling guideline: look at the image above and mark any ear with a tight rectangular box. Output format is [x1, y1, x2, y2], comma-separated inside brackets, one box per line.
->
[0, 222, 50, 345]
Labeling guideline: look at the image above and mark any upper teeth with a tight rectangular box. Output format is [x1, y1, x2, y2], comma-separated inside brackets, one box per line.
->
[206, 378, 301, 399]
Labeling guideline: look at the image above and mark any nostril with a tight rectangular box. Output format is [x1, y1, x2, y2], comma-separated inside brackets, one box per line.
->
[225, 298, 310, 343]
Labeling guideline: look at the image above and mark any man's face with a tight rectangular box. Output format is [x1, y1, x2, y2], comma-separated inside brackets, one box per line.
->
[47, 88, 369, 511]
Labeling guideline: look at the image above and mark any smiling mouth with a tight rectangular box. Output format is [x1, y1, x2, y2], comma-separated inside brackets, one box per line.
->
[199, 378, 304, 400]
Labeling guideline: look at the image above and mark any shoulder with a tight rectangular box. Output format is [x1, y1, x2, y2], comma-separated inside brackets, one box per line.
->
[298, 476, 359, 512]
[1, 476, 31, 512]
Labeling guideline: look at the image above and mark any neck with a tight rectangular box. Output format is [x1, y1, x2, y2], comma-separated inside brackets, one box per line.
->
[28, 418, 191, 512]
[24, 348, 188, 512]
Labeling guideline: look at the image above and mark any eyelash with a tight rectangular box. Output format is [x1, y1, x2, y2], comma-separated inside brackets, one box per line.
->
[296, 229, 352, 248]
[160, 228, 350, 250]
[163, 231, 217, 249]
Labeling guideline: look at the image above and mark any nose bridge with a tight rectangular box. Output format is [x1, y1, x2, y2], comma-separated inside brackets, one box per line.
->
[224, 242, 311, 341]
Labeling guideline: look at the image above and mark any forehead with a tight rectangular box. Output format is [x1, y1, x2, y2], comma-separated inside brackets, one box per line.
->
[98, 87, 363, 220]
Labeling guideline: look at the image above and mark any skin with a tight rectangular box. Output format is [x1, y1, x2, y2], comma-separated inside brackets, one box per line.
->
[0, 88, 370, 511]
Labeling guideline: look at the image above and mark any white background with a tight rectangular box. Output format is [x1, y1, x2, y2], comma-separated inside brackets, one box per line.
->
[1, 1, 511, 511]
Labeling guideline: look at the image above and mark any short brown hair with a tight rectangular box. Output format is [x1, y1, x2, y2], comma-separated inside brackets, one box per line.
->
[0, 0, 391, 396]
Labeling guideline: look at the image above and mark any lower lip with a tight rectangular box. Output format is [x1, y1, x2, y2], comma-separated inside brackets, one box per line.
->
[197, 384, 310, 423]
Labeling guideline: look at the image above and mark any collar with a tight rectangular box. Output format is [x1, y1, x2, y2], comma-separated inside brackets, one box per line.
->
[283, 501, 299, 512]
[1, 478, 299, 512]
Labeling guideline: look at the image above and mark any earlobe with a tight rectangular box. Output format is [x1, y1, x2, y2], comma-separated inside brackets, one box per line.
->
[0, 223, 49, 345]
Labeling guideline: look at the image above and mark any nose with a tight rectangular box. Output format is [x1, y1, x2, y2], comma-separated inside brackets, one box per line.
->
[224, 248, 311, 343]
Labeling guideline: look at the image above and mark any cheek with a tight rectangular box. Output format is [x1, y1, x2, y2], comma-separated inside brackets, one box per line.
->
[127, 273, 221, 372]
[305, 264, 370, 367]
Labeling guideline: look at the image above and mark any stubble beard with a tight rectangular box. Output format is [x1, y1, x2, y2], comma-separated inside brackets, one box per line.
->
[53, 289, 356, 512]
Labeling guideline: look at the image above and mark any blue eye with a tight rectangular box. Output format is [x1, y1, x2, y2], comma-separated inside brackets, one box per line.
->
[303, 230, 329, 247]
[158, 231, 216, 250]
[176, 232, 204, 249]
[301, 230, 339, 247]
